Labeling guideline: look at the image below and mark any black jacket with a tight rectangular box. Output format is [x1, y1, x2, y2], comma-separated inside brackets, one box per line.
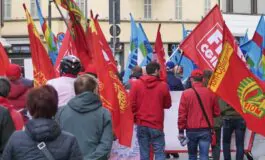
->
[0, 106, 15, 157]
[2, 118, 83, 160]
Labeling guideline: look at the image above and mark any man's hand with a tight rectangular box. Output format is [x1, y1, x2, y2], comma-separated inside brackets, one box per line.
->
[178, 134, 185, 140]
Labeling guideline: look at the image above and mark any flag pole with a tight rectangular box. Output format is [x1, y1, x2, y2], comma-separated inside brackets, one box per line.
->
[177, 50, 184, 66]
[176, 50, 184, 73]
[167, 46, 179, 63]
[52, 0, 74, 37]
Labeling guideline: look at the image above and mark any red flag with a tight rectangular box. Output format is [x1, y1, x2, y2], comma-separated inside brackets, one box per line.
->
[179, 5, 224, 70]
[55, 0, 86, 30]
[71, 21, 93, 69]
[55, 30, 78, 77]
[154, 24, 167, 81]
[208, 24, 265, 136]
[0, 43, 10, 76]
[59, 1, 93, 70]
[23, 4, 55, 87]
[90, 17, 133, 147]
[93, 15, 118, 73]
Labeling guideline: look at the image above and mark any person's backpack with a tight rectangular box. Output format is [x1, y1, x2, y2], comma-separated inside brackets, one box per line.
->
[0, 99, 24, 130]
[5, 106, 24, 130]
[9, 107, 24, 130]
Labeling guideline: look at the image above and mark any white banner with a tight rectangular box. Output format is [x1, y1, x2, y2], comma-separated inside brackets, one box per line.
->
[110, 91, 263, 159]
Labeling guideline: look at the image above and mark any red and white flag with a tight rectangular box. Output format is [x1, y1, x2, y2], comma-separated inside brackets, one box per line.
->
[179, 5, 224, 70]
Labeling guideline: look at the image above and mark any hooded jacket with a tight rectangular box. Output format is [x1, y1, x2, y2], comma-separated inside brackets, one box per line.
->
[130, 75, 172, 130]
[2, 118, 83, 160]
[7, 80, 31, 110]
[56, 92, 113, 160]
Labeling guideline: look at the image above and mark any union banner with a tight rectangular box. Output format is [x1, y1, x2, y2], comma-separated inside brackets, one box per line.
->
[208, 24, 265, 136]
[179, 5, 224, 70]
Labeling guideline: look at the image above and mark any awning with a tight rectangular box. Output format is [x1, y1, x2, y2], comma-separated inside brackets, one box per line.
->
[0, 37, 11, 47]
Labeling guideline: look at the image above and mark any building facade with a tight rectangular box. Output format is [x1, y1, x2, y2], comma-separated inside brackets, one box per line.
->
[3, 0, 262, 79]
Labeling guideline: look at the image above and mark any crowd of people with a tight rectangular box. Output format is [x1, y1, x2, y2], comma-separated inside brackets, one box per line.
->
[0, 55, 248, 160]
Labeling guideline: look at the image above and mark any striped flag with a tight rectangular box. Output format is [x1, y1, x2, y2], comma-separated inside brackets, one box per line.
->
[36, 0, 58, 65]
[241, 16, 265, 80]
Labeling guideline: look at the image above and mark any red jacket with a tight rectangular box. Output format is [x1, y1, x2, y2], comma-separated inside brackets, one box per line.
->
[178, 82, 220, 134]
[7, 79, 32, 110]
[0, 97, 24, 130]
[130, 75, 172, 130]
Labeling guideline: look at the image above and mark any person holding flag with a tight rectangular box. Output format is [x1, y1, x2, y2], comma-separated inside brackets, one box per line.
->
[166, 61, 184, 91]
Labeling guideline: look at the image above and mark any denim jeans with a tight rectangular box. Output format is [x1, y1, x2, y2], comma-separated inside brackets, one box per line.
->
[186, 130, 211, 160]
[137, 125, 165, 160]
[223, 118, 246, 160]
[212, 127, 221, 160]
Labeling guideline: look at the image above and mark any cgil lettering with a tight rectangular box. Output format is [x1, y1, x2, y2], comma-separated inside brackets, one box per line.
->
[199, 29, 223, 68]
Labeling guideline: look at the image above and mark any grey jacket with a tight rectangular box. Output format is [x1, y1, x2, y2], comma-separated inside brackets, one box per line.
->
[56, 92, 113, 160]
[2, 118, 83, 160]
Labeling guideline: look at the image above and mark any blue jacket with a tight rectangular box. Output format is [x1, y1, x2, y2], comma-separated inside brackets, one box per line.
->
[2, 118, 83, 160]
[166, 71, 184, 91]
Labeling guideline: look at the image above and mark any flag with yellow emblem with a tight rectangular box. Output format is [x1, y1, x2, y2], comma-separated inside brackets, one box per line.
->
[208, 24, 265, 136]
[90, 15, 133, 147]
[23, 4, 55, 87]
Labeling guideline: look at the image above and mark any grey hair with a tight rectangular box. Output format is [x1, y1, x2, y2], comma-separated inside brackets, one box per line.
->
[0, 77, 11, 97]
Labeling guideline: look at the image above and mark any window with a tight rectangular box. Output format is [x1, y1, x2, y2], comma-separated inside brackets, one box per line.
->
[257, 0, 265, 14]
[225, 0, 234, 13]
[233, 0, 251, 14]
[175, 0, 182, 20]
[30, 0, 38, 18]
[75, 0, 85, 15]
[221, 0, 227, 12]
[224, 0, 256, 14]
[4, 0, 11, 19]
[204, 0, 211, 14]
[144, 0, 151, 19]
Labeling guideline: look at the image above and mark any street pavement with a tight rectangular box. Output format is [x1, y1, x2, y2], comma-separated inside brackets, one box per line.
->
[166, 152, 246, 160]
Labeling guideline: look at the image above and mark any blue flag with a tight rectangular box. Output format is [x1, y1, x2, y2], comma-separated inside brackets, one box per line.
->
[170, 48, 196, 82]
[138, 23, 153, 66]
[168, 24, 195, 81]
[182, 23, 188, 39]
[36, 0, 58, 65]
[239, 29, 249, 46]
[240, 16, 265, 80]
[123, 14, 138, 84]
